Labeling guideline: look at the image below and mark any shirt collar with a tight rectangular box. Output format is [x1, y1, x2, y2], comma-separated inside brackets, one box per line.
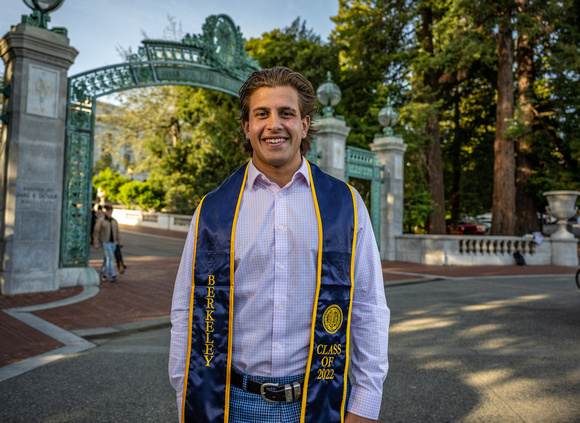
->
[246, 157, 311, 189]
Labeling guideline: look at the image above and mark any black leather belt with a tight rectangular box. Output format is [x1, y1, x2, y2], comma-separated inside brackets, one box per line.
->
[231, 370, 303, 403]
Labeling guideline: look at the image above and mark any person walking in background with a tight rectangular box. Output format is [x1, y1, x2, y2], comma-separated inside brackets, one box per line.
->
[169, 67, 389, 423]
[93, 205, 121, 282]
[90, 204, 105, 245]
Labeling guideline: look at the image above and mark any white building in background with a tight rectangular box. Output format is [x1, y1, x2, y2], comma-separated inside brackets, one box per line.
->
[94, 100, 149, 182]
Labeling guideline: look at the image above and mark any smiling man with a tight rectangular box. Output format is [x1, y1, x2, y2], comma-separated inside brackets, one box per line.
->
[169, 67, 389, 423]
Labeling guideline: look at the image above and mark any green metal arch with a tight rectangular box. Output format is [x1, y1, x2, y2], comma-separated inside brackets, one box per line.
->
[68, 62, 243, 99]
[60, 14, 260, 267]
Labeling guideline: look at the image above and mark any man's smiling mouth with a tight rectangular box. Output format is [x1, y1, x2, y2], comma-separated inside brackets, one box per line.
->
[263, 138, 286, 144]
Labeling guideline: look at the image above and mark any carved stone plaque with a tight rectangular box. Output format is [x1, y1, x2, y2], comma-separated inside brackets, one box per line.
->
[27, 64, 59, 118]
[394, 155, 403, 180]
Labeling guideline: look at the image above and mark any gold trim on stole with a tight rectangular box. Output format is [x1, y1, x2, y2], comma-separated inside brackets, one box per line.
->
[224, 163, 250, 421]
[340, 185, 357, 422]
[181, 195, 207, 422]
[300, 160, 325, 422]
[300, 161, 357, 423]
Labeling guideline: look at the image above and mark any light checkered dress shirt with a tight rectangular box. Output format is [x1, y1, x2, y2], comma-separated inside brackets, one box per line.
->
[169, 158, 389, 421]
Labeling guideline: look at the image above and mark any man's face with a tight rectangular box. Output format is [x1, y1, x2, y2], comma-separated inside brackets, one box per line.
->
[242, 86, 310, 180]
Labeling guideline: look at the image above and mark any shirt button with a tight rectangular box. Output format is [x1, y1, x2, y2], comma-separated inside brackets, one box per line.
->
[278, 264, 284, 269]
[278, 304, 283, 309]
[278, 225, 284, 230]
[276, 344, 281, 349]
[278, 193, 283, 197]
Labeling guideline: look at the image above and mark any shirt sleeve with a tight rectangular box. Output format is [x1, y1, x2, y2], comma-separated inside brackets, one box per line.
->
[168, 209, 198, 422]
[347, 188, 390, 419]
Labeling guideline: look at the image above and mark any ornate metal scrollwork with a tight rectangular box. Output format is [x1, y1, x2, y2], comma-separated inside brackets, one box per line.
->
[345, 146, 384, 246]
[60, 14, 261, 267]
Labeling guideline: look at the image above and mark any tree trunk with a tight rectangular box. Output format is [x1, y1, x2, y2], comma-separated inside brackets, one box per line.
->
[422, 4, 446, 234]
[491, 16, 516, 235]
[449, 93, 461, 234]
[514, 0, 540, 235]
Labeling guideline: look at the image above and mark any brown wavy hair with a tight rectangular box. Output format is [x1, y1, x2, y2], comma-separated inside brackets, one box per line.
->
[238, 67, 318, 156]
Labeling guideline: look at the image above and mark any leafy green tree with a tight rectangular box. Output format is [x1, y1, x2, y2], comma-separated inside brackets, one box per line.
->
[117, 180, 161, 211]
[526, 0, 580, 211]
[144, 87, 247, 214]
[92, 168, 130, 204]
[246, 18, 340, 98]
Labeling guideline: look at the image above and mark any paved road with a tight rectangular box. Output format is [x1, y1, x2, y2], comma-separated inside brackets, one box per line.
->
[382, 274, 580, 423]
[1, 229, 579, 422]
[1, 327, 177, 422]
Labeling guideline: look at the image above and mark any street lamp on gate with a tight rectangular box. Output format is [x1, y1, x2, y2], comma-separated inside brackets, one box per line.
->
[378, 97, 399, 136]
[316, 71, 342, 118]
[22, 0, 66, 32]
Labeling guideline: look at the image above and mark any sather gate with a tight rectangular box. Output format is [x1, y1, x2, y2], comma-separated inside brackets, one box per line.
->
[0, 12, 260, 294]
[61, 14, 260, 267]
[2, 7, 397, 295]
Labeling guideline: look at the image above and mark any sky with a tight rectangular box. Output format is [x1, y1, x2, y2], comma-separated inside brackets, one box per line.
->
[1, 0, 339, 76]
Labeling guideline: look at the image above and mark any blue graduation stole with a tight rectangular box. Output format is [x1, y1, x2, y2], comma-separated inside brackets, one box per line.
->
[182, 161, 357, 423]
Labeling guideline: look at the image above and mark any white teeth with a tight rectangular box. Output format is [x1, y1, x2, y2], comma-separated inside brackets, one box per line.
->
[264, 138, 285, 144]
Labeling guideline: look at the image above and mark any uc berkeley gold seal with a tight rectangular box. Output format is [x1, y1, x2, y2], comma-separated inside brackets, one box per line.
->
[322, 305, 343, 334]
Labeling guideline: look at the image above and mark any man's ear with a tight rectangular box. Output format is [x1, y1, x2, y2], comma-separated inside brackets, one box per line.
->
[242, 120, 250, 139]
[301, 115, 311, 139]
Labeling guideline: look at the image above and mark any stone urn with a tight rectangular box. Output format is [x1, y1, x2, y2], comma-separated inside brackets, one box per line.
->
[544, 190, 580, 239]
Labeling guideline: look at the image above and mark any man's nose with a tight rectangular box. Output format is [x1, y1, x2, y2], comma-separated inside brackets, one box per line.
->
[266, 115, 283, 130]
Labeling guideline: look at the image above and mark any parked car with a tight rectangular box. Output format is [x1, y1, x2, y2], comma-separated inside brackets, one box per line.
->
[446, 219, 487, 235]
[536, 212, 557, 225]
[476, 212, 492, 232]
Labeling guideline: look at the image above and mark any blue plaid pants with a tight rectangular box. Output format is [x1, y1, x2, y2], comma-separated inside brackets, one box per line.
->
[229, 368, 351, 423]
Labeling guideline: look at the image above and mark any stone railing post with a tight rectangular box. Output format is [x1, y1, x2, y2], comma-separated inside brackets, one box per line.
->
[312, 117, 350, 181]
[370, 135, 407, 260]
[0, 23, 89, 294]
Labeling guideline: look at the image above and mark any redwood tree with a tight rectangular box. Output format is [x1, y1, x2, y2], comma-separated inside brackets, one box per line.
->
[514, 0, 540, 234]
[491, 4, 516, 235]
[421, 2, 446, 234]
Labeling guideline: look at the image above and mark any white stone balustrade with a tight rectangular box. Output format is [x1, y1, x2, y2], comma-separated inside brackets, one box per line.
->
[396, 234, 552, 266]
[112, 209, 192, 233]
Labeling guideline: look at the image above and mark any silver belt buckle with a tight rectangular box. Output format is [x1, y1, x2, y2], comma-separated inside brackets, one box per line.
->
[292, 381, 301, 401]
[284, 384, 293, 403]
[260, 382, 280, 403]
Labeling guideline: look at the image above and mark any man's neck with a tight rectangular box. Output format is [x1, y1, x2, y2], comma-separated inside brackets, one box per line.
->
[253, 156, 302, 188]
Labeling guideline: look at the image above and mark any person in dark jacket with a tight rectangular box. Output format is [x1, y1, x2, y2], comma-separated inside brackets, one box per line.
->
[92, 205, 121, 282]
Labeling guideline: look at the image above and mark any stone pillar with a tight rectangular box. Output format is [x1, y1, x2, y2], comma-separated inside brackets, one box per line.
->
[543, 190, 580, 267]
[370, 135, 407, 260]
[313, 117, 350, 180]
[0, 24, 81, 294]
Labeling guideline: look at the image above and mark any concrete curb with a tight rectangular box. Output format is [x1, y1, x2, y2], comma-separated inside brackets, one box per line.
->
[0, 285, 171, 383]
[383, 271, 576, 287]
[0, 286, 101, 383]
[72, 316, 171, 340]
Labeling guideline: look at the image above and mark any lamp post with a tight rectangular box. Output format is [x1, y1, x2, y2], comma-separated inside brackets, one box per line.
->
[370, 96, 406, 260]
[316, 71, 342, 118]
[22, 0, 66, 33]
[312, 71, 349, 179]
[378, 97, 399, 136]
